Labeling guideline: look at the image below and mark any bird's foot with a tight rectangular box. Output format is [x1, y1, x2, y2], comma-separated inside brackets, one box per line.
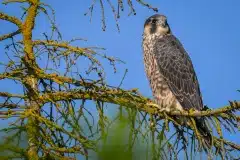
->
[146, 102, 170, 112]
[146, 102, 159, 108]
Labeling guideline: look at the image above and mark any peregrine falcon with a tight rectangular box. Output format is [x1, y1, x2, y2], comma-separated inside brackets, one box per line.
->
[142, 14, 211, 145]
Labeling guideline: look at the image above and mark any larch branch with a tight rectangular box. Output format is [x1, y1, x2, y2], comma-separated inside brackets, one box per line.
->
[32, 40, 95, 55]
[0, 29, 21, 41]
[20, 0, 41, 159]
[40, 145, 84, 154]
[2, 0, 27, 5]
[40, 89, 240, 119]
[220, 138, 240, 151]
[0, 102, 25, 109]
[23, 109, 96, 150]
[37, 71, 99, 87]
[167, 101, 240, 117]
[31, 40, 100, 64]
[40, 88, 147, 106]
[0, 92, 25, 99]
[0, 110, 23, 117]
[0, 12, 22, 28]
[0, 70, 23, 81]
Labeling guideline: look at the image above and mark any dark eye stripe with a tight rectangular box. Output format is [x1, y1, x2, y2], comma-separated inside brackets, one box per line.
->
[144, 18, 151, 27]
[152, 19, 157, 24]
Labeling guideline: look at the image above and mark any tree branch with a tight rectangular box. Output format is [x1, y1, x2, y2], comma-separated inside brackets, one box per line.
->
[32, 40, 95, 54]
[23, 109, 96, 150]
[0, 92, 25, 99]
[0, 70, 23, 81]
[1, 1, 239, 159]
[0, 103, 25, 109]
[37, 71, 100, 87]
[0, 29, 21, 41]
[219, 138, 240, 151]
[40, 88, 147, 106]
[40, 88, 240, 119]
[0, 12, 22, 28]
[161, 101, 240, 118]
[0, 110, 23, 117]
[31, 40, 102, 66]
[20, 0, 41, 159]
[2, 0, 27, 5]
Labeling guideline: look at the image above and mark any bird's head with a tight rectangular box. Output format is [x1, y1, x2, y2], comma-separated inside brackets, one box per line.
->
[144, 14, 171, 36]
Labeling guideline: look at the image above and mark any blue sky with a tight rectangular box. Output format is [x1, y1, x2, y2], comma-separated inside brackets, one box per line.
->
[1, 0, 239, 108]
[46, 0, 240, 144]
[40, 0, 240, 108]
[0, 0, 240, 154]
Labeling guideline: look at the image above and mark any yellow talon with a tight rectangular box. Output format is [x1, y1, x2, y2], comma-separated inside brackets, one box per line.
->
[147, 102, 159, 108]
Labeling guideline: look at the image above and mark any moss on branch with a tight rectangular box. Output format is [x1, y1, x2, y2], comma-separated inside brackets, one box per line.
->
[22, 108, 96, 150]
[0, 103, 25, 109]
[0, 29, 21, 41]
[164, 101, 240, 117]
[40, 88, 240, 119]
[0, 0, 239, 159]
[0, 92, 25, 99]
[2, 0, 27, 5]
[0, 12, 22, 28]
[0, 70, 23, 81]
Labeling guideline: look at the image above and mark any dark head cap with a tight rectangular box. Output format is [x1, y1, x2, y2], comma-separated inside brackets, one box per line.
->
[144, 14, 171, 35]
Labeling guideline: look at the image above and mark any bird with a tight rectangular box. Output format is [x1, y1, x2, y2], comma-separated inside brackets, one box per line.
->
[142, 14, 211, 147]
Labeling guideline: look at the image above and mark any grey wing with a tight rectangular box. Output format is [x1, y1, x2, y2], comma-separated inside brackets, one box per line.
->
[155, 35, 203, 110]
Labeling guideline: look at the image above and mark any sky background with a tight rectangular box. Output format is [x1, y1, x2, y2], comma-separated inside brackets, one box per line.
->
[44, 1, 240, 107]
[41, 0, 240, 109]
[0, 0, 240, 156]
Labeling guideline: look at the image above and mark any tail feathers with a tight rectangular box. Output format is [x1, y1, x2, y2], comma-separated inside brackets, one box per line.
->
[195, 117, 212, 149]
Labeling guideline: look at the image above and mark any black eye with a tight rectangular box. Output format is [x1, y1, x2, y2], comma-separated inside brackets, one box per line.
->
[152, 19, 157, 24]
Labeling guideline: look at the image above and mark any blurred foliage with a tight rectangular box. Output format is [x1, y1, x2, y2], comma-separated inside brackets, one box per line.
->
[0, 125, 28, 159]
[97, 109, 147, 160]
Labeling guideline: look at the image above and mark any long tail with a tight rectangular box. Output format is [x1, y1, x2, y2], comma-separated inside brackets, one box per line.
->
[195, 117, 212, 148]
